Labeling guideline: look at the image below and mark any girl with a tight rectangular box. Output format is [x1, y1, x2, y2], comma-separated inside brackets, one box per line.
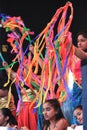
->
[42, 99, 68, 130]
[71, 105, 83, 129]
[0, 108, 17, 127]
[73, 105, 83, 125]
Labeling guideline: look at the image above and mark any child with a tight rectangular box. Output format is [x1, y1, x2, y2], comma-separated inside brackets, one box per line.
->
[73, 105, 83, 125]
[42, 98, 68, 130]
[0, 108, 17, 127]
[71, 105, 83, 129]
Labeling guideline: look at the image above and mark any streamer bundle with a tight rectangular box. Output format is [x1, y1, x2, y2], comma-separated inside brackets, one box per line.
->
[0, 2, 74, 108]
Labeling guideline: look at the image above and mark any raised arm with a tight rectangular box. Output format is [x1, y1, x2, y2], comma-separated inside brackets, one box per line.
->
[74, 46, 87, 59]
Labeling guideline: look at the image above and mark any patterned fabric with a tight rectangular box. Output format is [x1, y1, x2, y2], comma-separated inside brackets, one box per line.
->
[0, 96, 8, 108]
[0, 94, 16, 118]
[0, 94, 16, 111]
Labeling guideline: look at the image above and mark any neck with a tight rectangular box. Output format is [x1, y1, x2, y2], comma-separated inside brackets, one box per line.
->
[49, 120, 56, 130]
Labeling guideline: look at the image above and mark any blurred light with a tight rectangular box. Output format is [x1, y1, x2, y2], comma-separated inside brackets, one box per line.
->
[68, 70, 74, 91]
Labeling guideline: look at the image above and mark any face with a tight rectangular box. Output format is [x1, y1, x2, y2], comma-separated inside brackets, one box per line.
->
[73, 108, 83, 124]
[0, 110, 8, 126]
[43, 102, 57, 121]
[77, 34, 87, 51]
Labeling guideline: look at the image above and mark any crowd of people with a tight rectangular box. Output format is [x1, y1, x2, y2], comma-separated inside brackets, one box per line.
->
[0, 30, 87, 130]
[0, 2, 87, 130]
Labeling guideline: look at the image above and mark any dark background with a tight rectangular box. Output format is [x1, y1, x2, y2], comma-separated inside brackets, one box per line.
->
[0, 0, 87, 64]
[0, 0, 87, 44]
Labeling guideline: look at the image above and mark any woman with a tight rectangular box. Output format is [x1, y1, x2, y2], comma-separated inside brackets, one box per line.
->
[63, 30, 87, 125]
[42, 98, 68, 130]
[77, 30, 87, 130]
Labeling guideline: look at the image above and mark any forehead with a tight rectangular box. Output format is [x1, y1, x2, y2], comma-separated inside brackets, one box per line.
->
[43, 102, 52, 108]
[78, 34, 87, 40]
[74, 108, 82, 114]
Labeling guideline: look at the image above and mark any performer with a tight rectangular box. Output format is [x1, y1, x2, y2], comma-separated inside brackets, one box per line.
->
[2, 54, 38, 130]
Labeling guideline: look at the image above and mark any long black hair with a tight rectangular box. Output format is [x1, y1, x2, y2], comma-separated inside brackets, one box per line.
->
[0, 108, 17, 126]
[42, 98, 64, 130]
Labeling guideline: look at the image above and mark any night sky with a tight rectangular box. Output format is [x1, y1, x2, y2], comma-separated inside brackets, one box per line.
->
[0, 0, 87, 43]
[0, 0, 87, 65]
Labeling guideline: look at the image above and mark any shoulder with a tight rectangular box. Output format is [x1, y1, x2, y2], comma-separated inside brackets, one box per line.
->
[57, 118, 68, 124]
[55, 118, 68, 130]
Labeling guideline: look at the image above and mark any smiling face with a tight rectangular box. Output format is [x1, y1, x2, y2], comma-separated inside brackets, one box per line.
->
[77, 34, 87, 51]
[73, 108, 83, 124]
[43, 102, 57, 121]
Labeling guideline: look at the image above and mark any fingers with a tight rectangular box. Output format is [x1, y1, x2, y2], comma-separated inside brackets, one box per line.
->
[2, 61, 8, 67]
[71, 124, 77, 129]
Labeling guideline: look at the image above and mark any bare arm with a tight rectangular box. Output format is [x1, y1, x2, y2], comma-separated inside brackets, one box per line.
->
[0, 89, 8, 97]
[74, 46, 87, 59]
[54, 119, 68, 130]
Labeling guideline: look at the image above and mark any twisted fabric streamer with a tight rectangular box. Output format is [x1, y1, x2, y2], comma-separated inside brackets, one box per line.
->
[0, 2, 75, 110]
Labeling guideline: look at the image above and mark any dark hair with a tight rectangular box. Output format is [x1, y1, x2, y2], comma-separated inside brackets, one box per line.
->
[74, 105, 82, 112]
[76, 30, 87, 39]
[0, 108, 17, 126]
[0, 70, 8, 89]
[42, 98, 64, 130]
